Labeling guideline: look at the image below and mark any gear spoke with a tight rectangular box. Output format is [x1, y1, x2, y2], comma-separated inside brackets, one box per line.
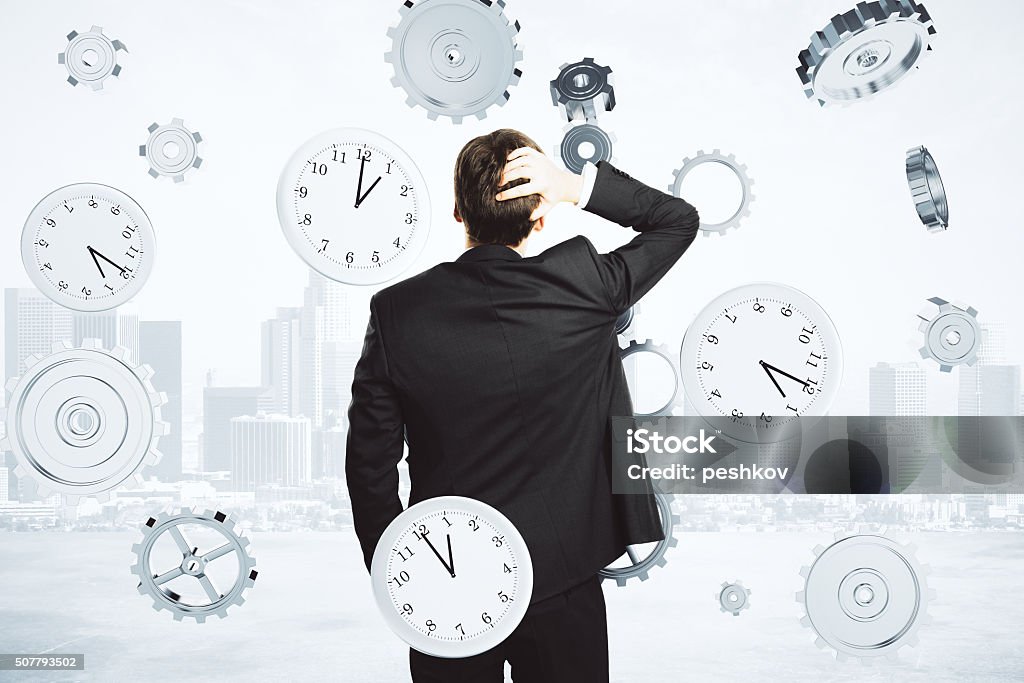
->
[200, 543, 235, 563]
[153, 567, 183, 586]
[624, 546, 640, 566]
[168, 525, 193, 555]
[198, 575, 222, 602]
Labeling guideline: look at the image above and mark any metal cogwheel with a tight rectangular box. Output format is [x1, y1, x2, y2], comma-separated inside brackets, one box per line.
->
[905, 145, 948, 232]
[619, 338, 683, 417]
[599, 493, 678, 587]
[58, 26, 128, 90]
[917, 297, 980, 372]
[555, 122, 615, 175]
[796, 531, 935, 661]
[384, 0, 523, 123]
[669, 150, 754, 237]
[132, 508, 258, 623]
[140, 118, 204, 182]
[0, 340, 168, 505]
[614, 306, 635, 336]
[550, 57, 616, 122]
[796, 0, 936, 107]
[717, 580, 751, 616]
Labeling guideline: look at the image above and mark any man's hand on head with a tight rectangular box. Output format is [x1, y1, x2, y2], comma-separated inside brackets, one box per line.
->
[496, 147, 584, 221]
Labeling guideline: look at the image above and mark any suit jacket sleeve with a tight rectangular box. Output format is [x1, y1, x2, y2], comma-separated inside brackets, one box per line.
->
[346, 295, 405, 571]
[582, 161, 700, 312]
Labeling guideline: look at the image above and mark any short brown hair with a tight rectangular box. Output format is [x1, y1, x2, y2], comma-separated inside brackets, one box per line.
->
[454, 129, 542, 246]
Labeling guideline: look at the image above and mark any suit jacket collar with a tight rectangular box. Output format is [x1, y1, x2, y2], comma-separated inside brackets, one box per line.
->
[456, 244, 523, 263]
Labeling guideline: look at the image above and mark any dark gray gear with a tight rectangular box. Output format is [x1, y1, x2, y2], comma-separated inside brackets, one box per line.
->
[905, 145, 948, 231]
[550, 57, 615, 122]
[796, 0, 936, 106]
[556, 122, 615, 175]
[385, 0, 523, 124]
[599, 493, 679, 587]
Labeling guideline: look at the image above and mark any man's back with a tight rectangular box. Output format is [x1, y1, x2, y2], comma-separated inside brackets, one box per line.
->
[347, 161, 700, 602]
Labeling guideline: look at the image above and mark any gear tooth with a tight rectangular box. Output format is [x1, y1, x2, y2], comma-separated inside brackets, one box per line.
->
[13, 465, 26, 478]
[172, 612, 184, 621]
[799, 565, 810, 579]
[111, 64, 122, 77]
[173, 174, 185, 183]
[181, 506, 192, 516]
[132, 473, 144, 486]
[655, 557, 667, 568]
[834, 652, 849, 663]
[833, 530, 846, 541]
[450, 115, 464, 125]
[667, 536, 678, 548]
[58, 52, 66, 64]
[112, 345, 131, 361]
[636, 571, 650, 582]
[5, 378, 19, 393]
[148, 122, 160, 133]
[90, 25, 103, 33]
[139, 144, 148, 157]
[615, 577, 627, 587]
[148, 168, 160, 179]
[814, 636, 827, 650]
[131, 543, 141, 554]
[813, 544, 826, 556]
[193, 157, 203, 170]
[799, 614, 810, 626]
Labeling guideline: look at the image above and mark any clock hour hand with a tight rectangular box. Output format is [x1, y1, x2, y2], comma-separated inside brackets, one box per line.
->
[355, 156, 366, 208]
[87, 245, 126, 279]
[421, 531, 455, 578]
[446, 533, 454, 577]
[355, 176, 382, 208]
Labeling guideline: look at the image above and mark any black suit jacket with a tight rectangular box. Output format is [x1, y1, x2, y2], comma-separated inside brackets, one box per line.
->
[346, 161, 699, 602]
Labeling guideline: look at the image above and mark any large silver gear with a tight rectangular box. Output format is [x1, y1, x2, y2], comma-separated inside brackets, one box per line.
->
[140, 118, 204, 182]
[797, 531, 934, 661]
[717, 580, 751, 616]
[619, 339, 684, 417]
[550, 57, 615, 122]
[58, 26, 128, 90]
[796, 1, 936, 107]
[555, 122, 616, 175]
[132, 508, 258, 623]
[599, 493, 678, 587]
[917, 297, 980, 372]
[905, 145, 948, 231]
[1, 340, 167, 505]
[384, 0, 523, 123]
[669, 150, 754, 237]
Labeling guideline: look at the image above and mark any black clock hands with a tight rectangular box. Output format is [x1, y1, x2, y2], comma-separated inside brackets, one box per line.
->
[446, 534, 455, 577]
[759, 360, 810, 398]
[87, 245, 126, 279]
[421, 531, 456, 578]
[354, 156, 382, 209]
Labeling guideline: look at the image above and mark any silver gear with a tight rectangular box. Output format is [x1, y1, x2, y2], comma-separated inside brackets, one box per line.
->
[917, 297, 980, 372]
[600, 493, 678, 587]
[619, 339, 684, 417]
[717, 580, 751, 616]
[905, 145, 948, 231]
[58, 26, 128, 90]
[796, 0, 936, 107]
[669, 150, 754, 237]
[131, 507, 258, 623]
[615, 306, 635, 336]
[384, 0, 523, 124]
[550, 57, 615, 122]
[0, 340, 168, 505]
[796, 531, 934, 661]
[140, 118, 204, 182]
[555, 122, 616, 175]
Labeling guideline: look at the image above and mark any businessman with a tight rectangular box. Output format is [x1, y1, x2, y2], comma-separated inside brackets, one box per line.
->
[347, 129, 699, 682]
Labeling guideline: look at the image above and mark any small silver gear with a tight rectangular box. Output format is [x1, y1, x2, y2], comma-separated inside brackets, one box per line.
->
[796, 531, 934, 661]
[140, 118, 204, 182]
[599, 493, 678, 587]
[905, 145, 948, 231]
[796, 0, 936, 107]
[1, 340, 168, 505]
[550, 57, 615, 122]
[384, 0, 523, 123]
[131, 508, 258, 623]
[555, 122, 616, 175]
[917, 297, 980, 372]
[668, 150, 754, 237]
[58, 26, 128, 90]
[717, 580, 751, 616]
[619, 339, 684, 417]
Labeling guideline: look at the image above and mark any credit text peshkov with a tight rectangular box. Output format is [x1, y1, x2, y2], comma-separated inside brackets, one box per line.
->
[624, 428, 790, 484]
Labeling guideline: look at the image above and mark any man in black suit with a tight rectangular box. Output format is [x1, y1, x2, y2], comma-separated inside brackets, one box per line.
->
[347, 129, 699, 682]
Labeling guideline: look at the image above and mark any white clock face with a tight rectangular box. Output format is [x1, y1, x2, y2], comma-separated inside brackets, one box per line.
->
[680, 282, 843, 442]
[21, 183, 155, 312]
[371, 496, 533, 658]
[276, 128, 430, 285]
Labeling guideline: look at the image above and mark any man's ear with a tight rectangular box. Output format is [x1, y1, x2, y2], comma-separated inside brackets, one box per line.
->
[453, 205, 463, 224]
[533, 216, 545, 233]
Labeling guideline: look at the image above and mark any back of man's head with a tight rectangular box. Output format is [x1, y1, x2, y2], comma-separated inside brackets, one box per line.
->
[454, 129, 542, 247]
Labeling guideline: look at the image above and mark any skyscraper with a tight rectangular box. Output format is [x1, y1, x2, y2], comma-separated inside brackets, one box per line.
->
[140, 321, 183, 481]
[869, 363, 926, 416]
[261, 307, 302, 416]
[71, 306, 139, 363]
[230, 413, 312, 491]
[958, 323, 1021, 416]
[4, 288, 72, 382]
[202, 387, 273, 473]
[300, 272, 353, 427]
[868, 362, 937, 489]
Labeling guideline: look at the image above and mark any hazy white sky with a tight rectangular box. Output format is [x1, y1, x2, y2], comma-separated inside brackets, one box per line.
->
[2, 0, 1021, 415]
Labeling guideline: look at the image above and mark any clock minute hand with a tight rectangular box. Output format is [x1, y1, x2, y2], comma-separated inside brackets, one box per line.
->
[446, 534, 455, 577]
[355, 156, 366, 208]
[422, 532, 455, 578]
[760, 360, 810, 396]
[87, 245, 127, 279]
[759, 360, 787, 397]
[356, 176, 382, 208]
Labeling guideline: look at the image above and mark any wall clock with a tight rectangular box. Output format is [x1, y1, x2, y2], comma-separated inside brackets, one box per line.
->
[21, 183, 155, 312]
[680, 282, 843, 443]
[276, 128, 430, 285]
[371, 496, 533, 658]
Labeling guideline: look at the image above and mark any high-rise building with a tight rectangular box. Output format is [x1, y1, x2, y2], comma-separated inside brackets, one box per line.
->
[71, 307, 139, 363]
[140, 321, 183, 481]
[4, 288, 72, 382]
[202, 387, 273, 473]
[869, 363, 927, 416]
[300, 272, 353, 427]
[261, 307, 302, 417]
[230, 413, 312, 491]
[0, 465, 8, 503]
[958, 324, 1020, 416]
[868, 362, 937, 489]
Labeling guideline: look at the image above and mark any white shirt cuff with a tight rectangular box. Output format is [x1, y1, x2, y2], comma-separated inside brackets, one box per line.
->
[576, 162, 598, 209]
